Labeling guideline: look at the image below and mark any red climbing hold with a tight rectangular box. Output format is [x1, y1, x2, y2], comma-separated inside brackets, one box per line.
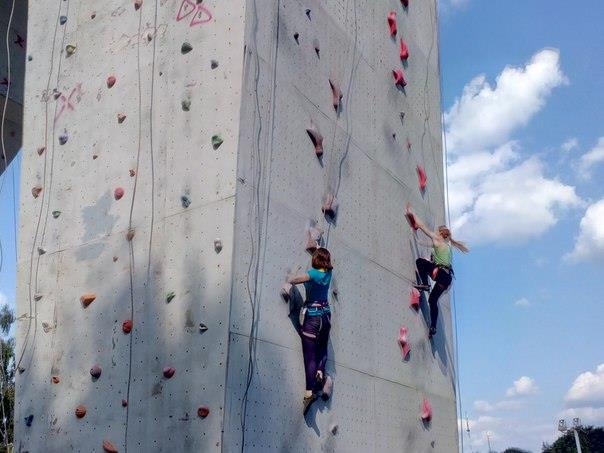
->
[329, 79, 343, 112]
[103, 440, 118, 453]
[114, 187, 125, 200]
[387, 11, 397, 36]
[410, 287, 420, 310]
[306, 122, 323, 158]
[400, 38, 409, 60]
[421, 397, 432, 422]
[322, 194, 338, 219]
[121, 399, 128, 407]
[51, 376, 60, 384]
[398, 326, 411, 359]
[393, 69, 407, 88]
[90, 364, 102, 378]
[80, 293, 96, 308]
[416, 165, 427, 191]
[405, 204, 419, 231]
[106, 76, 116, 88]
[122, 319, 133, 334]
[134, 0, 143, 10]
[75, 405, 87, 418]
[31, 186, 42, 198]
[198, 406, 210, 418]
[163, 367, 176, 379]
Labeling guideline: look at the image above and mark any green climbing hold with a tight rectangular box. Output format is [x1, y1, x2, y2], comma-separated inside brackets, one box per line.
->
[166, 292, 175, 303]
[212, 135, 223, 150]
[181, 42, 193, 54]
[65, 44, 76, 56]
[181, 99, 191, 111]
[52, 210, 61, 219]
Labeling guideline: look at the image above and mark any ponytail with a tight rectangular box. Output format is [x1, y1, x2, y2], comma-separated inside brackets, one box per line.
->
[450, 237, 469, 254]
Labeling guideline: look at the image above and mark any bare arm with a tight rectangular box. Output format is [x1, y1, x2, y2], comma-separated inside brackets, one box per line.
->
[406, 204, 437, 241]
[288, 273, 311, 285]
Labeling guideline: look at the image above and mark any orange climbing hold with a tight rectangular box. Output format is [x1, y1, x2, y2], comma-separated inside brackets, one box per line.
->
[163, 367, 176, 379]
[410, 287, 420, 310]
[329, 79, 343, 112]
[31, 186, 42, 198]
[80, 293, 96, 308]
[197, 406, 210, 418]
[122, 319, 133, 334]
[416, 165, 427, 191]
[387, 11, 397, 36]
[421, 397, 432, 422]
[400, 38, 409, 60]
[75, 405, 87, 418]
[393, 69, 407, 88]
[103, 440, 118, 453]
[114, 187, 125, 200]
[106, 76, 116, 88]
[398, 326, 411, 359]
[51, 376, 60, 384]
[306, 122, 323, 158]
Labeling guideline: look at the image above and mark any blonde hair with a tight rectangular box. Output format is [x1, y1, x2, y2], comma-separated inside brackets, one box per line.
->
[438, 225, 469, 253]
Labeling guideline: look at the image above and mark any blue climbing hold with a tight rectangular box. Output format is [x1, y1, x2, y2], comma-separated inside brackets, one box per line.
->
[25, 414, 33, 427]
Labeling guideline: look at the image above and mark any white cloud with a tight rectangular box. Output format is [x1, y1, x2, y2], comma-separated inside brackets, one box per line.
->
[514, 297, 531, 308]
[507, 376, 538, 397]
[445, 49, 567, 154]
[577, 137, 604, 179]
[561, 137, 579, 152]
[559, 407, 604, 426]
[474, 399, 524, 413]
[565, 364, 604, 408]
[567, 199, 604, 263]
[0, 292, 6, 307]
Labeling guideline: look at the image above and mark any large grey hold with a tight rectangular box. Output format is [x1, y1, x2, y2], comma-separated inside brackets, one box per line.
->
[181, 99, 191, 111]
[181, 195, 191, 208]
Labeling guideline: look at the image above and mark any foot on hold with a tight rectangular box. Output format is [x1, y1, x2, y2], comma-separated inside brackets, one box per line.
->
[413, 283, 430, 292]
[428, 326, 437, 339]
[321, 375, 333, 401]
[303, 391, 317, 415]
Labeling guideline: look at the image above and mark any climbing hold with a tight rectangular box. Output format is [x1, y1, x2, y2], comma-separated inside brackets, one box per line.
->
[52, 376, 60, 384]
[398, 326, 411, 359]
[163, 367, 176, 379]
[401, 0, 409, 7]
[181, 42, 193, 54]
[387, 11, 397, 36]
[406, 138, 412, 151]
[306, 122, 323, 158]
[405, 206, 419, 231]
[421, 397, 432, 422]
[24, 415, 33, 427]
[314, 44, 320, 58]
[65, 44, 76, 56]
[102, 440, 118, 453]
[117, 113, 126, 124]
[166, 291, 175, 303]
[328, 79, 343, 112]
[106, 76, 116, 88]
[305, 9, 311, 19]
[93, 154, 99, 160]
[322, 194, 338, 219]
[416, 165, 427, 191]
[330, 424, 338, 435]
[280, 283, 292, 302]
[37, 146, 45, 155]
[393, 69, 407, 88]
[410, 287, 420, 310]
[80, 293, 96, 308]
[134, 0, 143, 10]
[199, 323, 208, 333]
[211, 60, 219, 69]
[37, 247, 46, 255]
[181, 195, 191, 208]
[42, 322, 52, 333]
[75, 405, 87, 418]
[122, 319, 133, 334]
[28, 55, 33, 61]
[91, 12, 96, 19]
[305, 225, 323, 252]
[113, 256, 118, 262]
[293, 32, 299, 44]
[34, 293, 43, 301]
[59, 132, 68, 145]
[59, 15, 67, 25]
[52, 210, 61, 219]
[211, 134, 223, 150]
[400, 38, 409, 60]
[129, 169, 136, 177]
[31, 186, 42, 198]
[122, 399, 128, 407]
[126, 228, 135, 241]
[114, 187, 125, 200]
[197, 406, 210, 418]
[53, 89, 61, 100]
[90, 364, 102, 379]
[400, 112, 405, 125]
[214, 238, 223, 254]
[181, 99, 191, 111]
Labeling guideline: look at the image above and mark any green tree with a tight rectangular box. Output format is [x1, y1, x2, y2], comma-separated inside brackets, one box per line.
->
[0, 304, 14, 453]
[503, 448, 532, 453]
[542, 426, 604, 453]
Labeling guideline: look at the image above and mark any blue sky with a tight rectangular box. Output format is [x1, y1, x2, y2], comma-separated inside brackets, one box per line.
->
[440, 0, 604, 451]
[1, 2, 604, 452]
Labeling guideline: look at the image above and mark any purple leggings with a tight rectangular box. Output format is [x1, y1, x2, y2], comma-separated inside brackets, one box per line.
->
[300, 312, 331, 392]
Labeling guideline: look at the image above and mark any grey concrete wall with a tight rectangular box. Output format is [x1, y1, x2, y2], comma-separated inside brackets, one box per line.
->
[15, 0, 457, 452]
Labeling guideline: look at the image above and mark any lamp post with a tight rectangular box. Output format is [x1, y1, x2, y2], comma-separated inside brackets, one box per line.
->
[558, 418, 583, 453]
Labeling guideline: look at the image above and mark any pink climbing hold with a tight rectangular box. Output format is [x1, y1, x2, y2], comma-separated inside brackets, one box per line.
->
[322, 194, 338, 219]
[306, 122, 323, 158]
[398, 326, 411, 359]
[280, 283, 292, 302]
[90, 364, 102, 379]
[134, 0, 143, 10]
[410, 287, 420, 310]
[197, 406, 210, 418]
[163, 367, 176, 379]
[405, 204, 419, 231]
[387, 11, 397, 36]
[400, 38, 409, 60]
[106, 76, 116, 88]
[416, 165, 427, 191]
[114, 187, 125, 200]
[31, 186, 42, 198]
[421, 397, 432, 422]
[103, 440, 118, 453]
[329, 79, 343, 112]
[122, 319, 133, 334]
[75, 405, 87, 418]
[393, 69, 407, 88]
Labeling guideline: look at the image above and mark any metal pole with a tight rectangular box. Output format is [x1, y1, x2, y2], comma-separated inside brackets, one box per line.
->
[487, 432, 492, 452]
[573, 429, 582, 453]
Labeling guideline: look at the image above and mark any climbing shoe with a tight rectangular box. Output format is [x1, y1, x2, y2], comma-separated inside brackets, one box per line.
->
[428, 326, 437, 339]
[303, 393, 318, 415]
[413, 284, 431, 292]
[321, 376, 333, 401]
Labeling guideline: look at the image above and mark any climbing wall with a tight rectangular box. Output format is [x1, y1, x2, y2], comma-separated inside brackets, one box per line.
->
[15, 0, 457, 452]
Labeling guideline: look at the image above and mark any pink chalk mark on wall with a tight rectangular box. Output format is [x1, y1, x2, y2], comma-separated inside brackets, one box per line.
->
[54, 83, 83, 124]
[176, 0, 212, 27]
